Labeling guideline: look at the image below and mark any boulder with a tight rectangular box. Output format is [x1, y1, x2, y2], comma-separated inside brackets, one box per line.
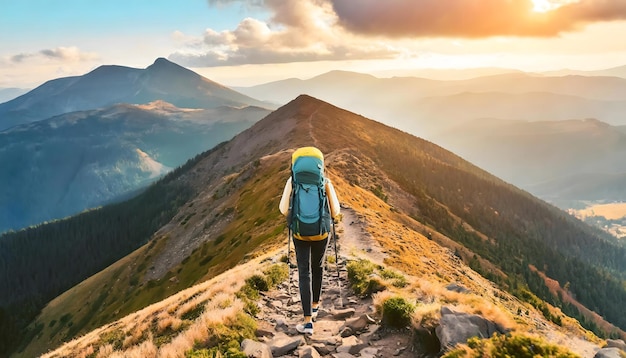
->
[298, 345, 321, 358]
[445, 283, 470, 294]
[607, 339, 626, 351]
[436, 306, 508, 351]
[342, 314, 376, 333]
[241, 339, 273, 358]
[336, 335, 368, 355]
[269, 333, 305, 356]
[595, 348, 623, 358]
[331, 308, 356, 320]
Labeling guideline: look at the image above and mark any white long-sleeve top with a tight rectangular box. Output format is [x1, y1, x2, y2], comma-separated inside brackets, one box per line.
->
[279, 177, 340, 218]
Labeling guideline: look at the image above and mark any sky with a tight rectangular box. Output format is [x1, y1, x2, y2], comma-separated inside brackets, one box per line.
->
[2, 0, 626, 89]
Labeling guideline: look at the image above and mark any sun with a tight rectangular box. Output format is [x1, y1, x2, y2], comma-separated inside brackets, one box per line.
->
[532, 0, 556, 12]
[531, 0, 579, 13]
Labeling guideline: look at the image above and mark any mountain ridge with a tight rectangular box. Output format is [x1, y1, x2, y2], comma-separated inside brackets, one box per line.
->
[0, 58, 271, 131]
[5, 95, 626, 357]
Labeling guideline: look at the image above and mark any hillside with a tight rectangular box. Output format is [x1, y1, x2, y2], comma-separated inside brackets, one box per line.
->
[0, 101, 269, 233]
[7, 95, 626, 357]
[0, 58, 270, 131]
[432, 118, 626, 191]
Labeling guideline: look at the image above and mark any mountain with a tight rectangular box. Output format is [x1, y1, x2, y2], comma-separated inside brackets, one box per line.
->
[4, 95, 626, 357]
[235, 71, 626, 205]
[542, 64, 626, 79]
[527, 172, 626, 205]
[0, 101, 270, 234]
[0, 87, 29, 104]
[371, 67, 524, 80]
[0, 58, 270, 131]
[431, 117, 626, 191]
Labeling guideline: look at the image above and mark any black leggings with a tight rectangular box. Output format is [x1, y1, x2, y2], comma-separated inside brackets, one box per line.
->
[293, 237, 328, 317]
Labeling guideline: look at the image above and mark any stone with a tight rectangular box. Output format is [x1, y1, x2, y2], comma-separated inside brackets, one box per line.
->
[270, 300, 284, 309]
[275, 319, 288, 333]
[343, 314, 376, 333]
[606, 339, 626, 351]
[360, 324, 382, 343]
[445, 283, 470, 294]
[339, 327, 354, 337]
[331, 308, 356, 320]
[298, 345, 321, 358]
[336, 335, 368, 355]
[312, 342, 333, 355]
[269, 333, 304, 356]
[436, 306, 508, 351]
[332, 353, 355, 358]
[595, 348, 623, 358]
[311, 320, 344, 338]
[274, 293, 291, 300]
[241, 339, 273, 358]
[255, 328, 275, 338]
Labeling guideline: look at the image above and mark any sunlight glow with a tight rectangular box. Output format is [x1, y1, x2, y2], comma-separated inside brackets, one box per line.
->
[532, 0, 557, 12]
[531, 0, 579, 13]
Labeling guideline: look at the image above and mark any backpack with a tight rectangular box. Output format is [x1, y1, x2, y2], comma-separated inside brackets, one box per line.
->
[288, 147, 331, 240]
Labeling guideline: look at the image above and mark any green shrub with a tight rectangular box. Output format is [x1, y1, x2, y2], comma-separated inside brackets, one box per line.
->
[443, 334, 579, 358]
[98, 328, 125, 351]
[181, 304, 206, 321]
[379, 268, 408, 288]
[245, 274, 269, 292]
[381, 296, 415, 328]
[186, 347, 247, 358]
[263, 264, 288, 289]
[347, 259, 378, 296]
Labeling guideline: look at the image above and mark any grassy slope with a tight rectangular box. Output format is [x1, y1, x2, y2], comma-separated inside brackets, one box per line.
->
[19, 153, 290, 358]
[21, 95, 623, 356]
[40, 150, 599, 357]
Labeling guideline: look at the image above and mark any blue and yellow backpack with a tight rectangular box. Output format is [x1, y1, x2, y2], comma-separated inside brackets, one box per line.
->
[288, 147, 331, 241]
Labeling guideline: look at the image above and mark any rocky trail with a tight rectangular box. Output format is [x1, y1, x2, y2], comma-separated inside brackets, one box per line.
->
[242, 210, 417, 358]
[240, 207, 624, 358]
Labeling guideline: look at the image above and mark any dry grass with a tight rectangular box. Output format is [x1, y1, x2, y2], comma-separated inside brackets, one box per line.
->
[41, 252, 275, 358]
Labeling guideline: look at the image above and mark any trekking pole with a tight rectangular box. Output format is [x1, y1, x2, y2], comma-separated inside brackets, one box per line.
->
[287, 227, 292, 298]
[332, 220, 343, 307]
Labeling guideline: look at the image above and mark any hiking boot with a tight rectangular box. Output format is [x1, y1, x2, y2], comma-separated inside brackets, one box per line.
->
[296, 322, 314, 334]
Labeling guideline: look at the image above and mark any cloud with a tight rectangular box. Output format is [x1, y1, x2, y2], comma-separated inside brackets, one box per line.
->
[329, 0, 626, 38]
[10, 53, 36, 63]
[9, 46, 99, 63]
[172, 0, 398, 67]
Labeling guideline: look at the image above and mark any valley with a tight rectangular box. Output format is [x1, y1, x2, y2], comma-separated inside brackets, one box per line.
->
[568, 202, 626, 239]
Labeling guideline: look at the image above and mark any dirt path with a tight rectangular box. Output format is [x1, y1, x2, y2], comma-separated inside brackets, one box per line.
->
[251, 212, 415, 358]
[338, 207, 387, 265]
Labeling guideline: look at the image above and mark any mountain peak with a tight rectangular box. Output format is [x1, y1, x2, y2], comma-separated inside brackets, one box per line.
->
[147, 57, 191, 74]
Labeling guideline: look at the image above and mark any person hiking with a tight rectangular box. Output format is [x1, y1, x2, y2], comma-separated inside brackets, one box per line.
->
[279, 146, 340, 335]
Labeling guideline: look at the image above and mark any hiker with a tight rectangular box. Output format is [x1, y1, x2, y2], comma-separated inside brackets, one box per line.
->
[279, 146, 340, 334]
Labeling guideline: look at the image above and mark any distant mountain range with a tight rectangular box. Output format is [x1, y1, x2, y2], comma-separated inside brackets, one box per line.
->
[432, 118, 626, 201]
[542, 64, 626, 78]
[0, 58, 270, 131]
[236, 70, 626, 207]
[0, 58, 272, 234]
